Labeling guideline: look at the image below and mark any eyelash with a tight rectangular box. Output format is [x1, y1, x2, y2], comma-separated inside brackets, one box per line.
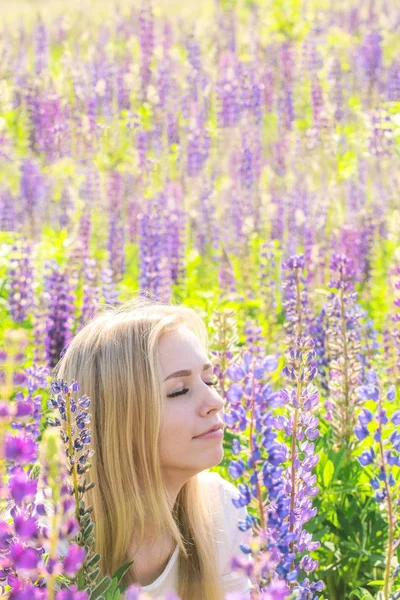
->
[167, 381, 218, 398]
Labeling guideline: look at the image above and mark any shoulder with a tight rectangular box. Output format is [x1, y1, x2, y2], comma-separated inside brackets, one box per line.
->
[199, 471, 252, 567]
[199, 472, 253, 595]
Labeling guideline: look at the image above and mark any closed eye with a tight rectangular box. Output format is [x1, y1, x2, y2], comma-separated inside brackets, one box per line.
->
[167, 381, 218, 398]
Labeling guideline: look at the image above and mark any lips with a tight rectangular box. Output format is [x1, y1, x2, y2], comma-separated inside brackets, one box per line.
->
[193, 422, 223, 438]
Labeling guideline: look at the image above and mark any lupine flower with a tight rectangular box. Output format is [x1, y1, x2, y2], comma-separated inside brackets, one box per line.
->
[107, 171, 126, 283]
[355, 370, 399, 600]
[216, 52, 240, 129]
[137, 197, 173, 302]
[281, 254, 313, 349]
[79, 259, 101, 329]
[324, 253, 364, 454]
[223, 342, 297, 593]
[47, 379, 96, 590]
[276, 337, 324, 598]
[0, 370, 85, 597]
[42, 261, 77, 369]
[7, 239, 35, 323]
[258, 242, 278, 334]
[99, 267, 120, 307]
[138, 0, 154, 100]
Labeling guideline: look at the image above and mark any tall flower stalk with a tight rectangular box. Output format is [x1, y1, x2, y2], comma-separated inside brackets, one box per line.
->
[355, 370, 399, 600]
[277, 337, 324, 599]
[324, 253, 364, 456]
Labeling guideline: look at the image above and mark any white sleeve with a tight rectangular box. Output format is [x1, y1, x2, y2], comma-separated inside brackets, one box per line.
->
[219, 477, 254, 597]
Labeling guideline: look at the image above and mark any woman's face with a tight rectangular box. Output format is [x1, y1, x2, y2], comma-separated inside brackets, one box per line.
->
[157, 324, 225, 479]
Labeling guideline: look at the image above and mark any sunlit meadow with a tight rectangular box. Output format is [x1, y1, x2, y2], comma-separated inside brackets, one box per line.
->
[0, 0, 399, 598]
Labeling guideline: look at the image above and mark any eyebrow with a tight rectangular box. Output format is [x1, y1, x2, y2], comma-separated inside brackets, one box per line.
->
[163, 363, 213, 382]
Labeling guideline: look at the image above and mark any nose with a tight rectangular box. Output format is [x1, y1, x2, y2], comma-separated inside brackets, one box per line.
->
[200, 380, 225, 413]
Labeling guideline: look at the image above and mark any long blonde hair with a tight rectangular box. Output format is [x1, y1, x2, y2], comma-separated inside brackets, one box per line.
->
[52, 296, 224, 600]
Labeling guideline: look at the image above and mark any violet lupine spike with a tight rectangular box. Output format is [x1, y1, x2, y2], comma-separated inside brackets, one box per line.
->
[310, 76, 324, 130]
[9, 361, 49, 448]
[31, 305, 48, 368]
[107, 171, 126, 283]
[390, 265, 400, 387]
[78, 259, 101, 330]
[216, 52, 240, 129]
[244, 319, 265, 359]
[359, 30, 383, 94]
[42, 261, 77, 369]
[281, 254, 314, 350]
[7, 239, 35, 323]
[137, 197, 173, 303]
[387, 60, 400, 102]
[164, 208, 186, 285]
[34, 17, 49, 77]
[278, 337, 324, 598]
[138, 0, 155, 101]
[218, 248, 238, 299]
[19, 159, 43, 237]
[36, 94, 65, 162]
[324, 253, 364, 453]
[0, 380, 85, 596]
[224, 344, 290, 593]
[0, 189, 18, 232]
[258, 242, 278, 336]
[367, 108, 393, 157]
[355, 370, 399, 600]
[208, 309, 240, 401]
[328, 55, 345, 122]
[99, 267, 120, 307]
[58, 186, 74, 230]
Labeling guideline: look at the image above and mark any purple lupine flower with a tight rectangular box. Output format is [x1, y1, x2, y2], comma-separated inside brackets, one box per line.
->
[216, 52, 240, 129]
[387, 60, 400, 102]
[274, 337, 323, 597]
[223, 342, 299, 592]
[0, 188, 18, 232]
[68, 212, 92, 279]
[328, 55, 345, 121]
[0, 377, 84, 594]
[99, 267, 120, 307]
[107, 171, 126, 282]
[164, 185, 186, 284]
[138, 0, 154, 100]
[42, 261, 77, 369]
[367, 108, 393, 157]
[137, 196, 173, 302]
[359, 30, 382, 81]
[324, 253, 365, 452]
[281, 254, 313, 348]
[7, 239, 35, 323]
[218, 248, 237, 299]
[19, 159, 44, 236]
[310, 76, 324, 128]
[34, 17, 49, 76]
[355, 370, 400, 599]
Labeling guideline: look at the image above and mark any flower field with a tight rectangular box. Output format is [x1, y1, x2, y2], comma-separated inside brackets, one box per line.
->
[0, 0, 400, 598]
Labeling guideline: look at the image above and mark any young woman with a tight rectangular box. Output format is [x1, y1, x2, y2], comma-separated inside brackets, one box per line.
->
[46, 297, 253, 599]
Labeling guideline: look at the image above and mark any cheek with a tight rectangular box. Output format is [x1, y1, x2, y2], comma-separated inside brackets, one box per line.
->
[159, 409, 191, 450]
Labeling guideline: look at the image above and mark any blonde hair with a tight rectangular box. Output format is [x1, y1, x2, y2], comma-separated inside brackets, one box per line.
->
[52, 296, 224, 600]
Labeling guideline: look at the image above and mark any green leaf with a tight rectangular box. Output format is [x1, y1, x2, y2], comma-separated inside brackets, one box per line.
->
[323, 460, 334, 487]
[367, 580, 385, 586]
[110, 560, 134, 585]
[89, 576, 112, 600]
[349, 588, 376, 599]
[85, 552, 101, 570]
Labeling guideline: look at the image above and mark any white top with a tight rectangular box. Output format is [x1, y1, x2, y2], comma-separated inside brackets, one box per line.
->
[14, 471, 253, 598]
[139, 471, 253, 597]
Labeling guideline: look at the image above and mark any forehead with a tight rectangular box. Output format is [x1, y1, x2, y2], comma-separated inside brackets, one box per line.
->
[157, 325, 207, 375]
